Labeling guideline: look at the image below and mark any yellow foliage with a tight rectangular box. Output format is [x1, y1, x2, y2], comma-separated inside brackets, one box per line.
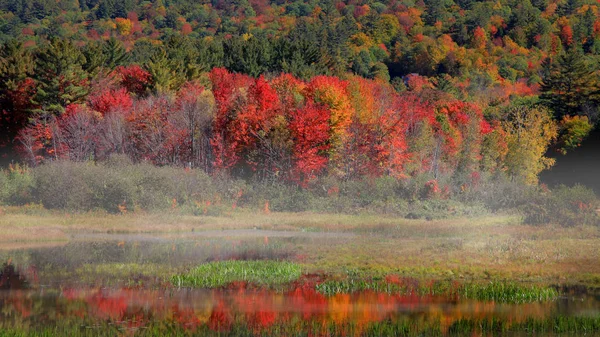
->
[115, 18, 133, 36]
[501, 105, 557, 184]
[350, 32, 374, 52]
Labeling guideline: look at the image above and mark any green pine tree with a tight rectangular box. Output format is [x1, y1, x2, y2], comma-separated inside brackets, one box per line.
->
[33, 39, 90, 115]
[540, 48, 600, 118]
[144, 48, 185, 94]
[102, 38, 129, 69]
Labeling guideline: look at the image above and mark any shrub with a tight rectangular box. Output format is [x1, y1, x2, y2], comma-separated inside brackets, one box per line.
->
[33, 161, 97, 210]
[523, 184, 599, 226]
[457, 173, 537, 211]
[0, 164, 34, 205]
[30, 160, 218, 212]
[247, 183, 312, 212]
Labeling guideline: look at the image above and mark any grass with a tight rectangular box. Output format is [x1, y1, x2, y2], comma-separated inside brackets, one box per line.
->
[1, 207, 599, 289]
[171, 260, 302, 288]
[74, 263, 174, 287]
[460, 281, 559, 303]
[315, 277, 558, 303]
[0, 316, 599, 336]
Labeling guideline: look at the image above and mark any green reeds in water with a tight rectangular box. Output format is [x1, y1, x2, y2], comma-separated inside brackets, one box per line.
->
[1, 316, 598, 336]
[316, 278, 558, 303]
[171, 260, 302, 288]
[460, 281, 559, 303]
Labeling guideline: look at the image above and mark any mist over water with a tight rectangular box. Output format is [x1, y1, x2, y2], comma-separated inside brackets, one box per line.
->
[0, 232, 599, 336]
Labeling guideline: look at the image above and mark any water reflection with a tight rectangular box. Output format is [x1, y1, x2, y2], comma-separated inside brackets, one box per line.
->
[0, 262, 28, 289]
[0, 235, 598, 336]
[0, 286, 598, 334]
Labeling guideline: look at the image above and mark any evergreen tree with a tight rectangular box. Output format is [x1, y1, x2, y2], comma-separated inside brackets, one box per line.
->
[540, 49, 600, 118]
[0, 40, 34, 161]
[223, 35, 272, 77]
[32, 39, 90, 115]
[165, 36, 201, 81]
[82, 42, 105, 75]
[102, 38, 129, 69]
[144, 48, 185, 94]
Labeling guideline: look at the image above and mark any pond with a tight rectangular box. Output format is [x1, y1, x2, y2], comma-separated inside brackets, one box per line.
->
[0, 231, 598, 336]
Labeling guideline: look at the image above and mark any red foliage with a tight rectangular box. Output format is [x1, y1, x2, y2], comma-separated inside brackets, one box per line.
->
[175, 81, 204, 108]
[16, 121, 53, 165]
[405, 74, 432, 92]
[209, 68, 255, 170]
[7, 78, 37, 112]
[472, 26, 486, 49]
[126, 96, 188, 165]
[229, 76, 279, 159]
[88, 87, 133, 115]
[288, 101, 330, 186]
[353, 4, 370, 18]
[21, 27, 34, 36]
[114, 65, 151, 96]
[181, 23, 193, 35]
[210, 68, 241, 170]
[560, 24, 573, 47]
[270, 73, 305, 113]
[594, 19, 600, 38]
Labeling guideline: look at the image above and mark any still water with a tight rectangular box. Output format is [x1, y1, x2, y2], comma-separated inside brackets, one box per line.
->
[0, 232, 598, 336]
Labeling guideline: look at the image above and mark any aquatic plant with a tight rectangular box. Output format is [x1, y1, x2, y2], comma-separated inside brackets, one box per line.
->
[171, 260, 302, 288]
[1, 315, 598, 337]
[316, 277, 558, 303]
[460, 281, 558, 303]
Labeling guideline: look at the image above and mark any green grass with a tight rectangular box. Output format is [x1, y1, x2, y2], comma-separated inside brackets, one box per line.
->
[316, 277, 558, 303]
[171, 260, 302, 288]
[460, 281, 558, 303]
[1, 315, 599, 336]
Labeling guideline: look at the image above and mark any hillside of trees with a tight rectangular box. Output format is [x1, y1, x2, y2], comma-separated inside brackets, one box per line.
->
[1, 0, 599, 190]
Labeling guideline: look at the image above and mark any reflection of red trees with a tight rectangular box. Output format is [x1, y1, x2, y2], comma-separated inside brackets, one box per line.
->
[0, 284, 565, 335]
[87, 291, 128, 320]
[208, 300, 232, 331]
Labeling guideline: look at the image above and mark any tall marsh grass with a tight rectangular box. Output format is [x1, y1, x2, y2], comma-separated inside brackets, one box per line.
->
[171, 260, 302, 288]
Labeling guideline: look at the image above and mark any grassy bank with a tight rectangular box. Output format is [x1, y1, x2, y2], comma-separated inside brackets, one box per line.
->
[1, 208, 599, 289]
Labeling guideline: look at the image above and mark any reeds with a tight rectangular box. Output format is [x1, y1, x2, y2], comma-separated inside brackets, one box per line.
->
[171, 260, 302, 288]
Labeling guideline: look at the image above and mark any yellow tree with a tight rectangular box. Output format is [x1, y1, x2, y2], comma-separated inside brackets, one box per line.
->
[501, 103, 557, 184]
[115, 18, 133, 36]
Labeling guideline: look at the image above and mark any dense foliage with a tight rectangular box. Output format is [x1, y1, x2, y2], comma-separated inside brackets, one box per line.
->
[0, 0, 599, 223]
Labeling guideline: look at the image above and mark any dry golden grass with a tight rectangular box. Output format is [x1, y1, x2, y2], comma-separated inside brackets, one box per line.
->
[0, 206, 598, 287]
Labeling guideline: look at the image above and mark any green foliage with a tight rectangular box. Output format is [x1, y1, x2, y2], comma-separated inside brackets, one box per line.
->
[0, 315, 598, 337]
[316, 277, 557, 303]
[557, 115, 593, 154]
[460, 281, 558, 303]
[144, 48, 186, 94]
[0, 39, 32, 88]
[0, 164, 34, 205]
[32, 39, 90, 115]
[523, 185, 600, 227]
[524, 184, 599, 226]
[171, 260, 302, 288]
[540, 49, 600, 119]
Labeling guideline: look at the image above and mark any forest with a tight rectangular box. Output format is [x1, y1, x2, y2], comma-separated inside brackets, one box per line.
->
[0, 0, 599, 224]
[1, 2, 600, 336]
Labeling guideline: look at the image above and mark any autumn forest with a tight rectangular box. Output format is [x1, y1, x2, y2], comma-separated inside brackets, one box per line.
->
[1, 1, 600, 336]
